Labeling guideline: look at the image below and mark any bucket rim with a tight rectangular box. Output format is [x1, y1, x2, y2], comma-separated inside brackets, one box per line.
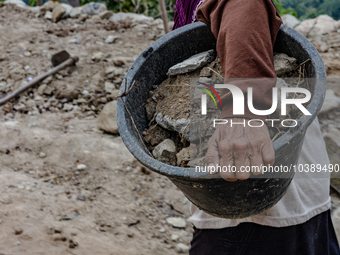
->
[117, 22, 327, 180]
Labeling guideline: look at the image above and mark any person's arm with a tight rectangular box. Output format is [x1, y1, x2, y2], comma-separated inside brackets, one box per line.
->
[196, 0, 282, 181]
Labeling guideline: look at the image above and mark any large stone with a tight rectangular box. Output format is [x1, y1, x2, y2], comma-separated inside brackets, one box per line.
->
[105, 35, 117, 44]
[166, 217, 186, 228]
[4, 0, 26, 8]
[176, 243, 190, 254]
[91, 15, 102, 23]
[295, 15, 338, 37]
[41, 0, 55, 12]
[155, 113, 190, 138]
[274, 53, 298, 76]
[152, 139, 177, 166]
[91, 52, 105, 62]
[52, 4, 66, 23]
[281, 14, 300, 28]
[81, 2, 106, 16]
[104, 81, 115, 94]
[37, 84, 47, 95]
[319, 90, 340, 114]
[69, 7, 82, 18]
[44, 11, 52, 20]
[176, 147, 190, 167]
[105, 66, 116, 78]
[97, 101, 119, 134]
[98, 10, 113, 20]
[60, 3, 73, 19]
[55, 85, 79, 100]
[167, 50, 215, 76]
[110, 12, 153, 23]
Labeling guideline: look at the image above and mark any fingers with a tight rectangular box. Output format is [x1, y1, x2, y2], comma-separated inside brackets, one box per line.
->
[232, 138, 251, 180]
[262, 141, 275, 167]
[205, 138, 220, 174]
[249, 155, 263, 176]
[235, 156, 251, 180]
[219, 141, 237, 181]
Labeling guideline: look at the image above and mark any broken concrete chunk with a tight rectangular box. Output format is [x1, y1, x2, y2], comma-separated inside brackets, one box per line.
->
[152, 139, 176, 166]
[156, 113, 190, 139]
[274, 53, 298, 76]
[167, 50, 216, 76]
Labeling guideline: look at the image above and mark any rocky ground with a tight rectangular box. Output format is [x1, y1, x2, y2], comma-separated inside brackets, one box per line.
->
[0, 1, 339, 254]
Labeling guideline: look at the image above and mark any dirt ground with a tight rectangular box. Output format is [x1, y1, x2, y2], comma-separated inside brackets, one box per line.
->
[0, 4, 192, 255]
[0, 3, 340, 255]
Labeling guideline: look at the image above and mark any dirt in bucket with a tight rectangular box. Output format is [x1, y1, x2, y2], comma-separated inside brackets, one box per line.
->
[142, 51, 311, 167]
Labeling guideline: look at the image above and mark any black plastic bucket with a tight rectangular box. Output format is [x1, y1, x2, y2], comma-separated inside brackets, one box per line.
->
[117, 22, 326, 218]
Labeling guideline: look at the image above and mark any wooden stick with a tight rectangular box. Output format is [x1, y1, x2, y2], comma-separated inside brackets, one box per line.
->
[159, 0, 170, 34]
[0, 56, 79, 106]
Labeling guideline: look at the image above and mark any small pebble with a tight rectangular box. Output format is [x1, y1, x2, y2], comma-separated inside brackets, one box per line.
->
[39, 152, 46, 158]
[77, 196, 86, 201]
[77, 164, 87, 170]
[171, 234, 179, 241]
[14, 226, 23, 235]
[175, 243, 190, 253]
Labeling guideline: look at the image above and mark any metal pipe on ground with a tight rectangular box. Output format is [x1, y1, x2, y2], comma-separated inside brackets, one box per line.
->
[0, 50, 79, 106]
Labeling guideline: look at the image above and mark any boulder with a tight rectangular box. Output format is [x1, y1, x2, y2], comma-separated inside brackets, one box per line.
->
[44, 11, 52, 20]
[91, 15, 102, 23]
[4, 0, 26, 8]
[167, 50, 216, 76]
[40, 0, 55, 12]
[281, 14, 300, 28]
[70, 6, 82, 18]
[52, 4, 66, 23]
[295, 15, 338, 37]
[110, 12, 154, 23]
[274, 53, 297, 76]
[152, 139, 177, 166]
[81, 2, 106, 16]
[98, 10, 113, 20]
[319, 90, 340, 114]
[97, 101, 119, 134]
[60, 3, 73, 19]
